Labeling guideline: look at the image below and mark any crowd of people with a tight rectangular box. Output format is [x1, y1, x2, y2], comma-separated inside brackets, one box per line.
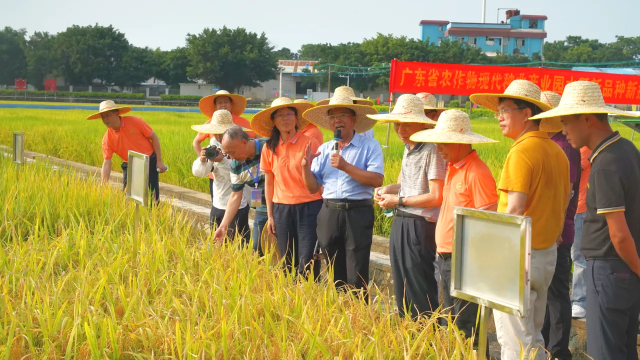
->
[88, 79, 640, 360]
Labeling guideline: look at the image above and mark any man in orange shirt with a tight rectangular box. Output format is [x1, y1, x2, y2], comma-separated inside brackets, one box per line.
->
[87, 100, 167, 202]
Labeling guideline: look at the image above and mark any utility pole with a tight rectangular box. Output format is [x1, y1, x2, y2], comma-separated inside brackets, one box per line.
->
[327, 65, 331, 100]
[482, 0, 486, 23]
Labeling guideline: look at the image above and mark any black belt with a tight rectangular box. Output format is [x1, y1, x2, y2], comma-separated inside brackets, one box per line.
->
[323, 198, 372, 210]
[438, 252, 452, 260]
[394, 209, 425, 219]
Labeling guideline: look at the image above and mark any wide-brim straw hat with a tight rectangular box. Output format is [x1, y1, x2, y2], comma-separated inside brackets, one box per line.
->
[316, 86, 374, 106]
[538, 91, 564, 132]
[470, 80, 553, 113]
[530, 81, 640, 121]
[366, 94, 437, 125]
[86, 100, 132, 120]
[416, 92, 447, 113]
[410, 109, 498, 144]
[294, 99, 313, 105]
[199, 90, 247, 118]
[250, 97, 314, 138]
[191, 110, 251, 134]
[302, 93, 378, 133]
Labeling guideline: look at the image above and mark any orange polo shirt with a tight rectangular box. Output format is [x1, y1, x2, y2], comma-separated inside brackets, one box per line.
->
[576, 147, 593, 214]
[260, 131, 322, 204]
[102, 116, 154, 161]
[436, 150, 498, 253]
[301, 123, 325, 145]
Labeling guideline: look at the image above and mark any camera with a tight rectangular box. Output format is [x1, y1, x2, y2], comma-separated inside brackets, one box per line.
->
[204, 145, 220, 160]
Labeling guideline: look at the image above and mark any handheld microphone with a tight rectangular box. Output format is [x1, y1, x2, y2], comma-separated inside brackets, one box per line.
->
[332, 129, 342, 155]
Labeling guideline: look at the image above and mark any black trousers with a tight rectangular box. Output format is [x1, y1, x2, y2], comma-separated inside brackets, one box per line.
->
[317, 200, 374, 300]
[121, 152, 160, 203]
[389, 212, 439, 319]
[273, 200, 322, 279]
[209, 178, 214, 202]
[210, 205, 250, 246]
[586, 258, 640, 360]
[542, 243, 573, 360]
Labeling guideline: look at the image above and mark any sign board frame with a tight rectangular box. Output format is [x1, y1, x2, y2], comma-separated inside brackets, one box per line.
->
[12, 131, 25, 165]
[451, 207, 532, 318]
[126, 151, 150, 207]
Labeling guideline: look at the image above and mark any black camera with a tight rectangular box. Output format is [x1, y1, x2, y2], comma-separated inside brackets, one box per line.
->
[204, 145, 220, 160]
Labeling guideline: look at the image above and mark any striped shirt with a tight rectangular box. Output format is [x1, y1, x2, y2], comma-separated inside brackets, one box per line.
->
[230, 138, 267, 212]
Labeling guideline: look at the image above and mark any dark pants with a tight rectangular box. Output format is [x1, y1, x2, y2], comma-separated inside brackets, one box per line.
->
[586, 258, 640, 360]
[252, 211, 268, 256]
[542, 244, 573, 360]
[389, 212, 439, 319]
[317, 200, 374, 301]
[273, 200, 322, 279]
[211, 205, 250, 246]
[121, 152, 160, 203]
[209, 178, 214, 202]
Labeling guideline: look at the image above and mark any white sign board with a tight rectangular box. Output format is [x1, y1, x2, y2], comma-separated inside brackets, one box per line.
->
[126, 151, 150, 207]
[451, 207, 531, 317]
[12, 131, 24, 165]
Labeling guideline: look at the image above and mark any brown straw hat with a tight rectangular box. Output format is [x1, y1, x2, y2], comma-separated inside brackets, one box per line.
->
[416, 92, 447, 113]
[294, 99, 313, 105]
[538, 91, 564, 132]
[191, 110, 250, 134]
[86, 100, 132, 120]
[316, 86, 374, 106]
[250, 97, 314, 138]
[302, 93, 378, 133]
[366, 94, 437, 125]
[199, 90, 247, 118]
[410, 109, 498, 144]
[530, 81, 640, 120]
[470, 80, 553, 113]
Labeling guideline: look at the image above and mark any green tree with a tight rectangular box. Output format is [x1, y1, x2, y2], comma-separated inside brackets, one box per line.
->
[25, 31, 57, 88]
[154, 47, 192, 87]
[0, 27, 27, 85]
[186, 26, 278, 92]
[111, 46, 156, 87]
[273, 47, 298, 60]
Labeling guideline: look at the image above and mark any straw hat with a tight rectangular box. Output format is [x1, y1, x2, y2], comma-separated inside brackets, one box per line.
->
[294, 99, 312, 104]
[416, 92, 447, 113]
[530, 81, 640, 120]
[410, 109, 498, 144]
[302, 93, 378, 133]
[316, 86, 374, 106]
[199, 90, 247, 118]
[470, 80, 552, 112]
[366, 94, 437, 125]
[86, 100, 132, 120]
[191, 110, 250, 134]
[538, 91, 564, 132]
[250, 97, 314, 138]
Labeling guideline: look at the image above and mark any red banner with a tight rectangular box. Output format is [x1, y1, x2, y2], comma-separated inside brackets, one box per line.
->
[44, 78, 57, 92]
[389, 60, 640, 105]
[14, 78, 26, 90]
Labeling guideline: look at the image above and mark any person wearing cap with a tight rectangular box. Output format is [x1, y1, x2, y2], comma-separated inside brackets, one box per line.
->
[531, 81, 640, 360]
[471, 80, 571, 360]
[301, 92, 383, 301]
[367, 94, 445, 318]
[252, 98, 323, 277]
[571, 145, 592, 320]
[538, 91, 581, 360]
[318, 86, 377, 139]
[87, 100, 168, 202]
[410, 108, 499, 344]
[295, 99, 325, 145]
[416, 93, 447, 122]
[191, 110, 251, 244]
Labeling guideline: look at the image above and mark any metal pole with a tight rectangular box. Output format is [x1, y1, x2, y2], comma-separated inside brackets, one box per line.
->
[327, 65, 331, 99]
[384, 95, 394, 159]
[482, 0, 486, 23]
[477, 305, 491, 360]
[347, 75, 350, 88]
[279, 69, 283, 98]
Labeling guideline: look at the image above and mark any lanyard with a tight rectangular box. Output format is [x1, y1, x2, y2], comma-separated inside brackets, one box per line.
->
[244, 139, 260, 188]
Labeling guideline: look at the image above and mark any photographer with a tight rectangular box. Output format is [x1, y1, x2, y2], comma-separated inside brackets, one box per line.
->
[192, 110, 251, 244]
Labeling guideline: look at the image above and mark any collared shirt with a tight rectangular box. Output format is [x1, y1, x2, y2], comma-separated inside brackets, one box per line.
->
[577, 147, 593, 214]
[300, 123, 325, 146]
[261, 131, 322, 204]
[436, 150, 498, 253]
[397, 142, 446, 221]
[551, 132, 581, 245]
[583, 131, 640, 259]
[361, 129, 375, 139]
[497, 131, 570, 249]
[230, 138, 267, 212]
[311, 132, 384, 200]
[102, 116, 154, 161]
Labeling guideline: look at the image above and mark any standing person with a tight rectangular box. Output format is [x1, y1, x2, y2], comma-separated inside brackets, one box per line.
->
[251, 98, 323, 277]
[409, 109, 499, 344]
[366, 94, 444, 319]
[191, 110, 251, 244]
[301, 93, 383, 301]
[571, 146, 592, 319]
[539, 91, 581, 360]
[416, 93, 447, 122]
[317, 86, 376, 139]
[531, 81, 640, 360]
[295, 99, 325, 145]
[471, 80, 571, 360]
[88, 100, 168, 202]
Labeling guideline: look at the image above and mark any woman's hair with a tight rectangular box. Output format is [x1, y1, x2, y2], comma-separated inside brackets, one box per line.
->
[267, 107, 298, 152]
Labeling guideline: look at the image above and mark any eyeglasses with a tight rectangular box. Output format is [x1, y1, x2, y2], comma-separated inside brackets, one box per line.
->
[494, 107, 525, 119]
[328, 113, 353, 121]
[274, 113, 296, 120]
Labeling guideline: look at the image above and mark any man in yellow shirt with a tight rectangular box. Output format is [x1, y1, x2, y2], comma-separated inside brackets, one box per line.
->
[471, 80, 571, 360]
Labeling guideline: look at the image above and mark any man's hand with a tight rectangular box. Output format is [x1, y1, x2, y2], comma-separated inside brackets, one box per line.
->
[199, 149, 208, 163]
[374, 186, 388, 202]
[267, 217, 276, 236]
[377, 194, 399, 209]
[301, 142, 320, 168]
[330, 153, 349, 171]
[213, 225, 228, 243]
[556, 235, 563, 246]
[156, 160, 168, 173]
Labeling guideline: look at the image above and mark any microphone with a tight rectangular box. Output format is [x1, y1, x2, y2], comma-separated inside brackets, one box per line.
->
[332, 129, 342, 155]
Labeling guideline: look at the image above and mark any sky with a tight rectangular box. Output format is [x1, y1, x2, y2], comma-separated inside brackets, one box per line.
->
[2, 0, 638, 54]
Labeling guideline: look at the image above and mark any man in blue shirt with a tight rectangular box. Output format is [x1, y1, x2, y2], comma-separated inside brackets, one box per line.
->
[301, 93, 384, 301]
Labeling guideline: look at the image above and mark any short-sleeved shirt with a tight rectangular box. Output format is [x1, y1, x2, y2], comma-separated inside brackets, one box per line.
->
[397, 142, 446, 221]
[311, 132, 384, 200]
[230, 138, 267, 212]
[582, 132, 640, 259]
[301, 123, 324, 146]
[436, 150, 498, 253]
[261, 131, 322, 204]
[577, 147, 593, 214]
[551, 132, 581, 245]
[102, 116, 154, 161]
[497, 131, 571, 249]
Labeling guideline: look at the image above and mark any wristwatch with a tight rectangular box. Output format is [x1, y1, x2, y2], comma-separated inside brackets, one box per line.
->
[398, 196, 404, 207]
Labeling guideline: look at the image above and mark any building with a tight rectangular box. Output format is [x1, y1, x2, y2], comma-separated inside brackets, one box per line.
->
[420, 9, 547, 57]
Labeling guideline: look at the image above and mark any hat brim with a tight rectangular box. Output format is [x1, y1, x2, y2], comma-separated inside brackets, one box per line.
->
[199, 94, 247, 118]
[470, 93, 553, 113]
[409, 129, 499, 144]
[366, 113, 437, 125]
[316, 98, 374, 106]
[86, 106, 132, 120]
[250, 103, 315, 138]
[530, 106, 640, 121]
[303, 104, 378, 133]
[191, 124, 251, 134]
